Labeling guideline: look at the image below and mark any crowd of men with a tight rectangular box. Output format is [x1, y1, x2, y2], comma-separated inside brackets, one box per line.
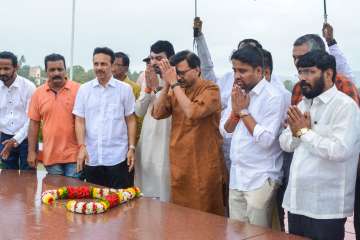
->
[0, 18, 359, 240]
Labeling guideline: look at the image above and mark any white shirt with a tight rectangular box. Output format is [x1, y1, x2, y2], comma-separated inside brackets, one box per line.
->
[73, 77, 135, 166]
[195, 34, 291, 114]
[329, 44, 357, 86]
[271, 74, 291, 121]
[279, 85, 360, 219]
[220, 79, 285, 191]
[0, 75, 35, 143]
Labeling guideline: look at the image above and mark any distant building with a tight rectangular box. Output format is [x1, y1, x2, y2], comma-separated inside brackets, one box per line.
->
[29, 66, 42, 85]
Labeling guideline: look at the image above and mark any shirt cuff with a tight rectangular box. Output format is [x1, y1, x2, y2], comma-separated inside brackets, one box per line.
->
[253, 124, 266, 142]
[13, 133, 25, 145]
[328, 43, 338, 52]
[300, 129, 316, 144]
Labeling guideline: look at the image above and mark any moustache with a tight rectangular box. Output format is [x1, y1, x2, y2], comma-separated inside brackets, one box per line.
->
[300, 80, 311, 89]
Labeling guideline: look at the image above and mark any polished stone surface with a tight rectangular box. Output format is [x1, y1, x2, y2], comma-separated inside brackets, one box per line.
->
[0, 170, 306, 240]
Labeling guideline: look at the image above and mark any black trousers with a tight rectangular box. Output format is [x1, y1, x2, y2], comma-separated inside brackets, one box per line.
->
[354, 171, 360, 240]
[83, 160, 134, 189]
[288, 212, 346, 240]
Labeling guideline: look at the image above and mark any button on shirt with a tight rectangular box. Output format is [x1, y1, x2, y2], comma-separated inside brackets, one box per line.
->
[280, 85, 360, 219]
[220, 79, 285, 191]
[0, 75, 35, 143]
[73, 77, 135, 166]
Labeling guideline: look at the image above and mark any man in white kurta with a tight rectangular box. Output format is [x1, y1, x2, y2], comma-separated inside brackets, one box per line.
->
[279, 50, 360, 240]
[134, 40, 175, 201]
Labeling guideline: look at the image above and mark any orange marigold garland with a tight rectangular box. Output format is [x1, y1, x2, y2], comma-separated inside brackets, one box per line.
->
[41, 186, 142, 214]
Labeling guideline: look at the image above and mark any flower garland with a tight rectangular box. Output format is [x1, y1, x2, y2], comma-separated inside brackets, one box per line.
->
[42, 186, 142, 214]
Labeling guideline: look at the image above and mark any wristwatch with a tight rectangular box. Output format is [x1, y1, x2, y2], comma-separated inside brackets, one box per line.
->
[171, 82, 181, 90]
[296, 128, 310, 138]
[239, 109, 250, 118]
[153, 86, 163, 94]
[327, 38, 337, 47]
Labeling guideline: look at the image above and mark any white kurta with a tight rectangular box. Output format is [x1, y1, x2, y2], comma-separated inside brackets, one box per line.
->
[134, 79, 171, 201]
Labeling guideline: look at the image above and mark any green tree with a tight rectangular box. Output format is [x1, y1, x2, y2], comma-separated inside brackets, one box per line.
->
[71, 65, 87, 83]
[128, 70, 140, 82]
[85, 69, 95, 82]
[17, 65, 30, 78]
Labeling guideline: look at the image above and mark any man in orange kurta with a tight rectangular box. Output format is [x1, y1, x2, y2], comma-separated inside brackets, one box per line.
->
[152, 50, 227, 216]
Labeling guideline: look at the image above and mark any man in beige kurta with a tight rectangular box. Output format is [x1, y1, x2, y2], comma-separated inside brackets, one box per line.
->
[152, 50, 227, 216]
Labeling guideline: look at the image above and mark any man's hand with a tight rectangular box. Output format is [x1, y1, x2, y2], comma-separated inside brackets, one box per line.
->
[0, 139, 17, 160]
[193, 17, 203, 37]
[76, 146, 89, 172]
[322, 23, 334, 44]
[287, 106, 311, 136]
[231, 85, 250, 114]
[145, 65, 159, 89]
[158, 59, 177, 86]
[127, 149, 135, 172]
[27, 150, 38, 168]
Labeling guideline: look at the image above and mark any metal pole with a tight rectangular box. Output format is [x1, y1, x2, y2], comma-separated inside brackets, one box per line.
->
[323, 0, 328, 23]
[70, 0, 76, 80]
[195, 0, 198, 17]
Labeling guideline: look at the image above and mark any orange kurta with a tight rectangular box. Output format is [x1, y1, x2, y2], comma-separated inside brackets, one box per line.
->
[152, 79, 227, 216]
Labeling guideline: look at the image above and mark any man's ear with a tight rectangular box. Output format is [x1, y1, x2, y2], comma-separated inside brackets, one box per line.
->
[255, 66, 263, 79]
[325, 68, 335, 82]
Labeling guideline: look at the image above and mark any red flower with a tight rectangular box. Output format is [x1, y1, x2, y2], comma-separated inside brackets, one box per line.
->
[66, 186, 91, 199]
[104, 194, 120, 208]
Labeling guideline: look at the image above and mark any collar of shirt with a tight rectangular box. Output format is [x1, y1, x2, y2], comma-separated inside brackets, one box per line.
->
[92, 76, 117, 88]
[249, 78, 266, 96]
[45, 79, 72, 92]
[185, 77, 203, 94]
[303, 84, 337, 107]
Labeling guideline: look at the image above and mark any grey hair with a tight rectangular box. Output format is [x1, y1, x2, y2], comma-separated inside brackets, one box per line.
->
[293, 34, 326, 51]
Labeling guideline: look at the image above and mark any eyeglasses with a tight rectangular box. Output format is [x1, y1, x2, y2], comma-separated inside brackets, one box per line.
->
[176, 68, 192, 77]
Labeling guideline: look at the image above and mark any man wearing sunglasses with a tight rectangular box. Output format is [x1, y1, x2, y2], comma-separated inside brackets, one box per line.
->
[152, 50, 227, 216]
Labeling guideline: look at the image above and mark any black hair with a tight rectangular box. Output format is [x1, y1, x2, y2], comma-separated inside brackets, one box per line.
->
[93, 47, 115, 64]
[150, 40, 175, 58]
[262, 49, 273, 74]
[293, 34, 326, 51]
[114, 52, 130, 67]
[44, 53, 66, 71]
[0, 51, 18, 67]
[169, 50, 200, 69]
[231, 46, 264, 70]
[238, 38, 263, 49]
[297, 50, 337, 82]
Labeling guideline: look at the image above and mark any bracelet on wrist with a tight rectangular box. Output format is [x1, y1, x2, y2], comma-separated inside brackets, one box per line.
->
[144, 87, 152, 94]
